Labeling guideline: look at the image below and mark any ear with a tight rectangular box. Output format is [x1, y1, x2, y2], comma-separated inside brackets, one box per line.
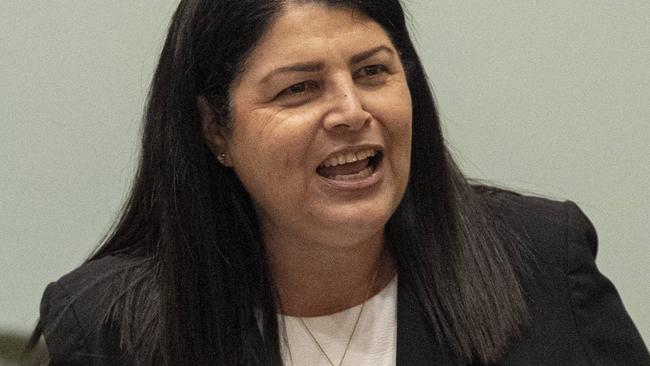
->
[198, 96, 232, 167]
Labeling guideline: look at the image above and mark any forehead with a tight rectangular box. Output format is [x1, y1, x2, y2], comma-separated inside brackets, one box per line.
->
[267, 3, 381, 40]
[240, 4, 394, 73]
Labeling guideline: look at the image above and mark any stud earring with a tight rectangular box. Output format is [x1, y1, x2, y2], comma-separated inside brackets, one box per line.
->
[217, 153, 227, 165]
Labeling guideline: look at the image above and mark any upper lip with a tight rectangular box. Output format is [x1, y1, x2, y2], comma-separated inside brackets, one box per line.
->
[317, 144, 384, 169]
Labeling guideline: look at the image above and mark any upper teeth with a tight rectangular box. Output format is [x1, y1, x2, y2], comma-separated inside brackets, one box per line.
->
[321, 149, 377, 167]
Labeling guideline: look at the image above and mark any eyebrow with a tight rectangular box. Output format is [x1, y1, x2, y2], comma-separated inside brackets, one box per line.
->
[260, 45, 395, 83]
[350, 45, 394, 64]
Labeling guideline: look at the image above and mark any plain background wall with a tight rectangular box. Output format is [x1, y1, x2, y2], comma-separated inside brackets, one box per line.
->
[2, 0, 648, 346]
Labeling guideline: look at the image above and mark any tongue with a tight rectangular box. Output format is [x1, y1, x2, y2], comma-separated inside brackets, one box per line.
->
[318, 158, 370, 177]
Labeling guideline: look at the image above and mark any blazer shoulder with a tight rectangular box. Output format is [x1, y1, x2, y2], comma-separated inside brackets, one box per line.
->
[39, 255, 139, 364]
[487, 191, 579, 271]
[488, 191, 650, 364]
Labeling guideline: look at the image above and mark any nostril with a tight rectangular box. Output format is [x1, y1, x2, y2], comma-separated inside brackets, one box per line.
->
[323, 110, 372, 132]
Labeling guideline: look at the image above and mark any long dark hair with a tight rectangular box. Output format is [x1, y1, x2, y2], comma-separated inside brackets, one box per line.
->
[32, 1, 530, 365]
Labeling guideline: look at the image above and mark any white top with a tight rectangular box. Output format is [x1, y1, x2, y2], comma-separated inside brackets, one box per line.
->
[278, 275, 398, 366]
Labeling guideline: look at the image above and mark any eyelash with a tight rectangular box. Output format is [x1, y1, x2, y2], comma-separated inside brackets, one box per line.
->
[276, 64, 390, 100]
[354, 64, 389, 79]
[279, 81, 318, 97]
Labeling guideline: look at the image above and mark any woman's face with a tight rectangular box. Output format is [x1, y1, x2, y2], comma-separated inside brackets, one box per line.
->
[207, 4, 412, 248]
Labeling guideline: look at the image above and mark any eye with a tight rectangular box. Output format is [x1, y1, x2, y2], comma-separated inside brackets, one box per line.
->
[277, 81, 319, 99]
[355, 64, 389, 79]
[354, 65, 390, 87]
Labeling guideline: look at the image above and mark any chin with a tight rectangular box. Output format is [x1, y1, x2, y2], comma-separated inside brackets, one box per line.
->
[318, 202, 395, 242]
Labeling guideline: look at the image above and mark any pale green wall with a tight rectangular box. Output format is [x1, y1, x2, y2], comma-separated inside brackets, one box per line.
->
[2, 0, 648, 347]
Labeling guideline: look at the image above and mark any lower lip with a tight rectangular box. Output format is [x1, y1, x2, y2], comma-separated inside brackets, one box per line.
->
[317, 159, 383, 191]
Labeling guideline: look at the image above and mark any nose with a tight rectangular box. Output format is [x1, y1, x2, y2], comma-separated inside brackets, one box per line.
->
[322, 80, 372, 132]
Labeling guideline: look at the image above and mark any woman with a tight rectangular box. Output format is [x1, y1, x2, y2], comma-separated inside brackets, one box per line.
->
[32, 0, 649, 365]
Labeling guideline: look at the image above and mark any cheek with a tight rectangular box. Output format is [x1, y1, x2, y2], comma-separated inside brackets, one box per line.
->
[369, 89, 413, 146]
[391, 88, 413, 148]
[230, 109, 319, 185]
[376, 89, 413, 177]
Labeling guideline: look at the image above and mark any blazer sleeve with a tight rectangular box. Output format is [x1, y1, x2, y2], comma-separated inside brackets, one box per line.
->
[564, 201, 650, 365]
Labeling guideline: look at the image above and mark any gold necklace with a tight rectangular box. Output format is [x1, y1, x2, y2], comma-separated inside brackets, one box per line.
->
[296, 256, 382, 366]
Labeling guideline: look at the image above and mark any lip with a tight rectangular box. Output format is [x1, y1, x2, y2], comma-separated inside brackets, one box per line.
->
[316, 151, 384, 191]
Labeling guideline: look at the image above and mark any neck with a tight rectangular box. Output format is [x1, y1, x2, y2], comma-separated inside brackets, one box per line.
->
[265, 229, 396, 317]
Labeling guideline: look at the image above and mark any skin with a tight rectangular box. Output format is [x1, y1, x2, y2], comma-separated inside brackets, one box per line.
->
[201, 3, 412, 316]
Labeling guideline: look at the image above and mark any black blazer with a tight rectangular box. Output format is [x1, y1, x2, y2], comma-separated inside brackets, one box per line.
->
[39, 193, 650, 365]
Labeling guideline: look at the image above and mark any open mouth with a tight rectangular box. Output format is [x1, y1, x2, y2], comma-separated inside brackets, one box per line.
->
[316, 149, 383, 181]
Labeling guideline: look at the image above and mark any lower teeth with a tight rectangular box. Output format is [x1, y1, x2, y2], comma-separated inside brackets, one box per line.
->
[328, 167, 373, 181]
